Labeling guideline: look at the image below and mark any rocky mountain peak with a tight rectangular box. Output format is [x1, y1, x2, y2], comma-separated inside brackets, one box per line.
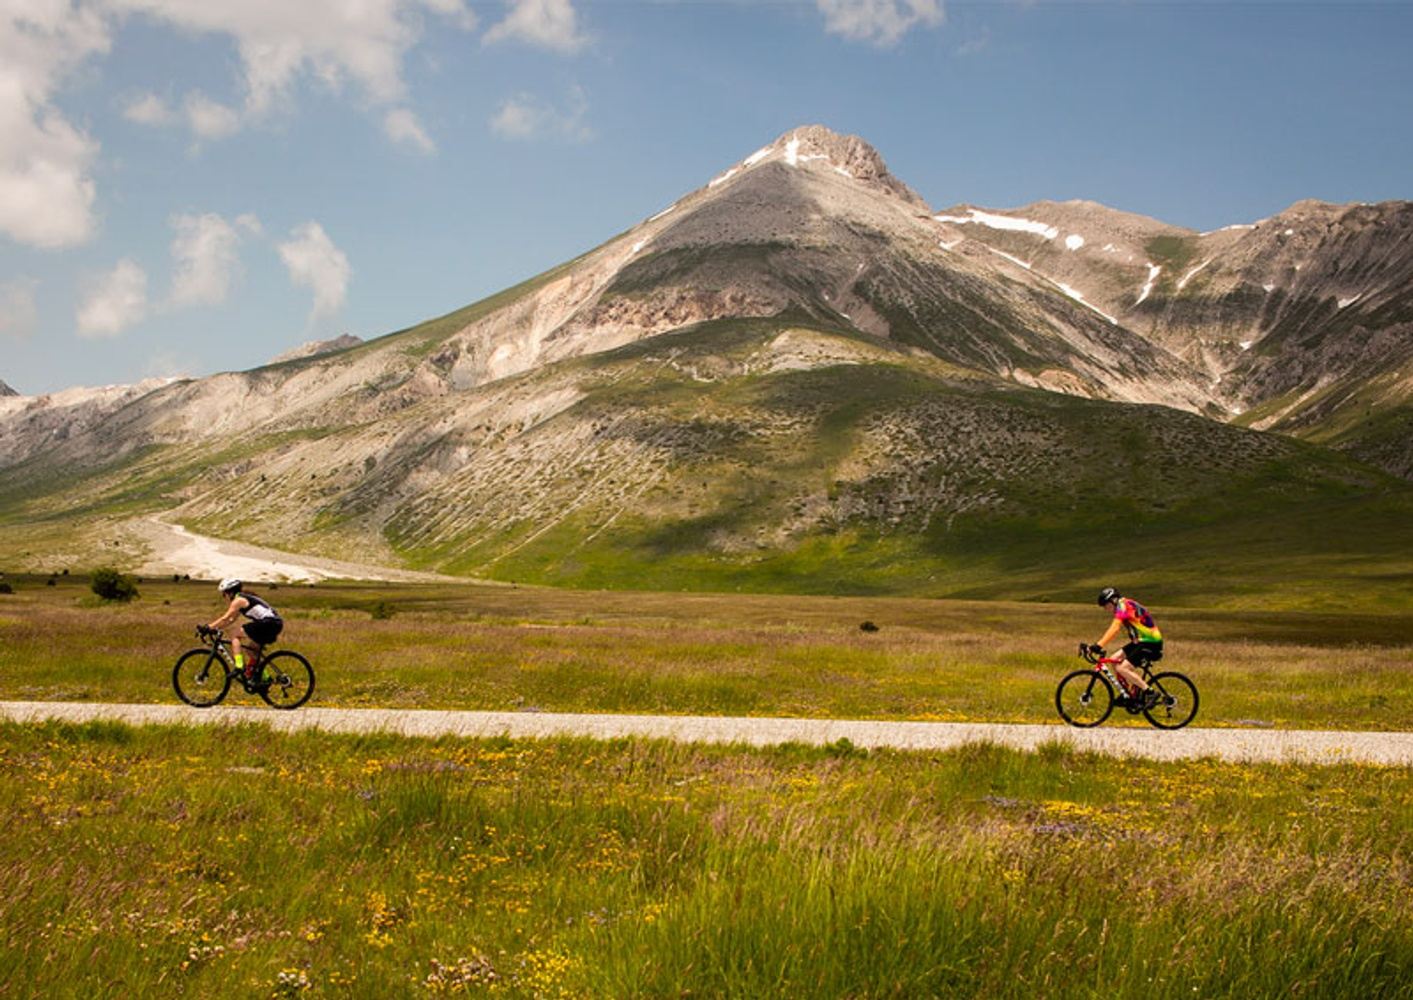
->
[0, 379, 16, 397]
[738, 124, 930, 210]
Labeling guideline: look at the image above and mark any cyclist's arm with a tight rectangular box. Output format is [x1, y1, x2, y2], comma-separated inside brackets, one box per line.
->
[208, 596, 247, 630]
[1095, 618, 1123, 650]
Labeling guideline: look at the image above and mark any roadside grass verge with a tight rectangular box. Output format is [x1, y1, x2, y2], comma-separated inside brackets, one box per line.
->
[1, 576, 1411, 730]
[1, 720, 1409, 998]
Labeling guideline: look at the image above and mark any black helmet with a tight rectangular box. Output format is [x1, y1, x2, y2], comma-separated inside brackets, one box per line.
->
[1097, 586, 1120, 606]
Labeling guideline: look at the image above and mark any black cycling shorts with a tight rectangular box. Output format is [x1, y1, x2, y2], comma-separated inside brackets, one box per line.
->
[242, 618, 284, 646]
[1124, 641, 1163, 666]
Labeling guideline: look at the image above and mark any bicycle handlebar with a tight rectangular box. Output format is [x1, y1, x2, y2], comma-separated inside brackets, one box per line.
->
[1077, 642, 1105, 664]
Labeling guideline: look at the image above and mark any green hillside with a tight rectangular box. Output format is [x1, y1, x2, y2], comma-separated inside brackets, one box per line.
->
[365, 320, 1410, 609]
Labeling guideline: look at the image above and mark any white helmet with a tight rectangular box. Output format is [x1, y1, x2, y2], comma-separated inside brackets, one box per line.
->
[218, 578, 242, 595]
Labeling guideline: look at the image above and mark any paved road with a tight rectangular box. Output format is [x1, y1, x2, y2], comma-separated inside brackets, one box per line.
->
[4, 701, 1413, 765]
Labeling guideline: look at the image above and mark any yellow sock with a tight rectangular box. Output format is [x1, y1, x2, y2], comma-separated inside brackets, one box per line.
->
[235, 653, 245, 670]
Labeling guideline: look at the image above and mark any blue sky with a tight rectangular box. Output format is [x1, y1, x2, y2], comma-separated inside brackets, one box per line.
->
[2, 0, 1410, 395]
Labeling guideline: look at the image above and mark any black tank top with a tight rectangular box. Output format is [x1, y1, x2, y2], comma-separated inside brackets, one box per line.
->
[238, 593, 282, 623]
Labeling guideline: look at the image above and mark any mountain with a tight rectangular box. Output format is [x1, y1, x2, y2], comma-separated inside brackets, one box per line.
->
[0, 125, 1408, 607]
[269, 334, 364, 365]
[0, 380, 16, 397]
[932, 198, 1413, 477]
[0, 378, 177, 467]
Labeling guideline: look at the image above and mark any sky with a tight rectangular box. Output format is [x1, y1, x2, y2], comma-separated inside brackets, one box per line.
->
[2, 0, 1411, 395]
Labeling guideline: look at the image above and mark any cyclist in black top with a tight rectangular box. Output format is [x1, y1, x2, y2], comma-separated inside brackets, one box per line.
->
[205, 577, 284, 684]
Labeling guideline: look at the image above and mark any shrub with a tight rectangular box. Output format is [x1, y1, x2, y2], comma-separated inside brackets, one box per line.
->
[369, 600, 396, 620]
[0, 582, 12, 595]
[90, 566, 139, 602]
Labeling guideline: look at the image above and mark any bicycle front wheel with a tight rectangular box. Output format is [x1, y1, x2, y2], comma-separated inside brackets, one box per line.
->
[1056, 669, 1114, 727]
[259, 651, 315, 709]
[1143, 672, 1199, 730]
[173, 649, 231, 707]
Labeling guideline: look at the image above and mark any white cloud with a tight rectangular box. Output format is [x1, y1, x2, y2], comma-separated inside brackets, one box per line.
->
[122, 92, 177, 125]
[816, 0, 944, 47]
[383, 107, 436, 154]
[956, 25, 989, 56]
[0, 277, 39, 340]
[0, 3, 109, 248]
[491, 85, 592, 142]
[168, 212, 249, 308]
[277, 222, 350, 322]
[2, 1, 474, 242]
[77, 259, 149, 338]
[182, 92, 242, 140]
[112, 0, 476, 135]
[484, 0, 587, 53]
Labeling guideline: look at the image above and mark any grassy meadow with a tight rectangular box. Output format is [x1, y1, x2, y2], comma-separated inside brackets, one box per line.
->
[1, 574, 1412, 730]
[2, 720, 1410, 999]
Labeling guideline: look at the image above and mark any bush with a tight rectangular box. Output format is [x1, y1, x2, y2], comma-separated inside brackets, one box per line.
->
[90, 567, 139, 602]
[0, 582, 12, 595]
[369, 600, 396, 620]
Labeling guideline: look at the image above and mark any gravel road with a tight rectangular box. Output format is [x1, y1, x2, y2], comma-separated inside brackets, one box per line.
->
[4, 701, 1412, 765]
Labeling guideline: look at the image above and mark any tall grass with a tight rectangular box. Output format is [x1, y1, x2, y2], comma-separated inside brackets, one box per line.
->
[1, 722, 1409, 997]
[1, 576, 1411, 729]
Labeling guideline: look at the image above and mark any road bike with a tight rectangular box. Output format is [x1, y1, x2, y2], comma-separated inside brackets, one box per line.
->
[1055, 643, 1198, 729]
[172, 626, 315, 710]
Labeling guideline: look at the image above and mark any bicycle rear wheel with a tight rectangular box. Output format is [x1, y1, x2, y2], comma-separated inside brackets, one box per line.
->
[1143, 672, 1199, 730]
[173, 649, 231, 707]
[1056, 669, 1114, 727]
[259, 651, 315, 709]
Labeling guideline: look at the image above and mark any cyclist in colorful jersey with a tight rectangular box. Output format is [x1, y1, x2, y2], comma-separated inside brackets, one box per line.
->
[1093, 586, 1162, 709]
[205, 578, 284, 684]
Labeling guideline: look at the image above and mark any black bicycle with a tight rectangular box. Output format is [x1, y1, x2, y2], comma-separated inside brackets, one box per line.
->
[173, 626, 315, 709]
[1055, 643, 1199, 729]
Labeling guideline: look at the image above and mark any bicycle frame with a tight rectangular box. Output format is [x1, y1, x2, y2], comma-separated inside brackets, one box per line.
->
[1078, 644, 1149, 698]
[201, 629, 264, 674]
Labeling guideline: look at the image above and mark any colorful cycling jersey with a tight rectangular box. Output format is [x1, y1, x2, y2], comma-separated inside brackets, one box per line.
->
[237, 592, 282, 623]
[1114, 597, 1162, 643]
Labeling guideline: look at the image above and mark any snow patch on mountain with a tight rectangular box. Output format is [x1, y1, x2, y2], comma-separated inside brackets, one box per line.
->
[935, 209, 1060, 240]
[1065, 234, 1085, 251]
[1177, 260, 1211, 291]
[1135, 264, 1161, 305]
[1056, 282, 1118, 325]
[986, 248, 1032, 270]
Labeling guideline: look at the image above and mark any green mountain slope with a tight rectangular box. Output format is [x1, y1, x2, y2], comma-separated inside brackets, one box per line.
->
[4, 317, 1405, 610]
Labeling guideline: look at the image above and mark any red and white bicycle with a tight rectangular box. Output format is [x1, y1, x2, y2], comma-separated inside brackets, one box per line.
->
[1055, 643, 1199, 729]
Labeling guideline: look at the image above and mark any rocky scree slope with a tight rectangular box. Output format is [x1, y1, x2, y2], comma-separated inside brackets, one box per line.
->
[933, 198, 1413, 476]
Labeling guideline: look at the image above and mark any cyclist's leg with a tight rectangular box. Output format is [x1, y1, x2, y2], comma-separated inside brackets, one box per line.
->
[1114, 645, 1150, 694]
[230, 625, 253, 677]
[242, 620, 281, 682]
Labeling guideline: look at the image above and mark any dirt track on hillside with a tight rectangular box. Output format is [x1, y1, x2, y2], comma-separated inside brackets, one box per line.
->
[128, 514, 466, 584]
[4, 701, 1412, 765]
